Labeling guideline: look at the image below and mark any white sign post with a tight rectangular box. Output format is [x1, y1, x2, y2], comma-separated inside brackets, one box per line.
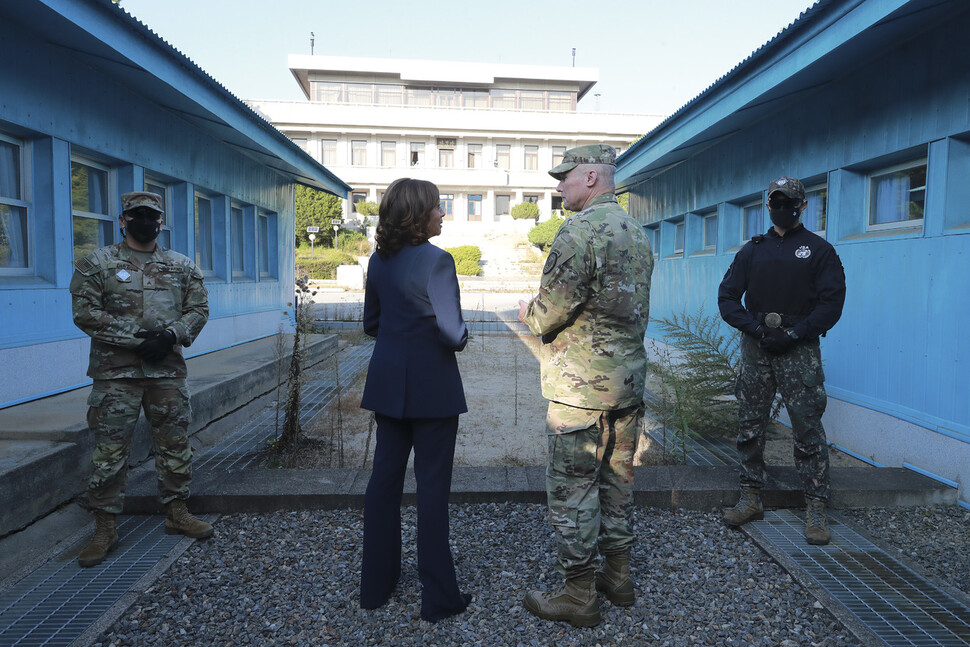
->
[330, 219, 343, 248]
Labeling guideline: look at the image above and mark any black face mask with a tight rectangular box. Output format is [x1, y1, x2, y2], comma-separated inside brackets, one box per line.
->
[768, 197, 800, 230]
[122, 211, 162, 244]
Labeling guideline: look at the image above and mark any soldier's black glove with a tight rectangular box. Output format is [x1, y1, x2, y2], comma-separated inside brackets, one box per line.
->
[134, 330, 177, 363]
[758, 328, 796, 354]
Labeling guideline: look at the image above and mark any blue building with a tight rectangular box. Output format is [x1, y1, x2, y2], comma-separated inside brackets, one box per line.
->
[0, 0, 350, 409]
[616, 0, 969, 506]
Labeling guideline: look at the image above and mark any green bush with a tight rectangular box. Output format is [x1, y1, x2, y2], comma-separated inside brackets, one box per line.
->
[445, 245, 482, 276]
[336, 230, 370, 256]
[355, 200, 379, 216]
[528, 215, 565, 250]
[511, 201, 540, 220]
[295, 248, 355, 280]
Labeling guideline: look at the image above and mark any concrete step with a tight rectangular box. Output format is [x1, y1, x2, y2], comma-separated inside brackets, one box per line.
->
[122, 465, 956, 515]
[0, 334, 340, 538]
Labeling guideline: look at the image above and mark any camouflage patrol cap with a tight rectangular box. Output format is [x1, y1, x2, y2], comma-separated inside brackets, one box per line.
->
[766, 176, 805, 201]
[548, 144, 617, 180]
[121, 191, 164, 214]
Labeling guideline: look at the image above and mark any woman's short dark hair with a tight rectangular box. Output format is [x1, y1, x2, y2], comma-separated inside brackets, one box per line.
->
[374, 178, 440, 258]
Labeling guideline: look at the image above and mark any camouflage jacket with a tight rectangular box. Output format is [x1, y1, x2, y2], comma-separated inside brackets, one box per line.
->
[70, 241, 209, 379]
[522, 194, 654, 409]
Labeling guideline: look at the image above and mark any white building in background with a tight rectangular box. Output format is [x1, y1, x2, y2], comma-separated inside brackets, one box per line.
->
[248, 56, 661, 231]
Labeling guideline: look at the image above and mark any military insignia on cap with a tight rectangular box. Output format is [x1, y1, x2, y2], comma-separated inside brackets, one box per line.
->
[795, 246, 811, 259]
[116, 269, 131, 281]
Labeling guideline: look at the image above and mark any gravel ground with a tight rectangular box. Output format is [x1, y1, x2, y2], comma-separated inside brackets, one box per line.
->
[94, 504, 858, 647]
[838, 504, 970, 596]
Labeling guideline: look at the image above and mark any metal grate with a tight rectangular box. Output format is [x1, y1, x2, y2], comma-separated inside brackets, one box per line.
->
[0, 342, 374, 647]
[0, 516, 182, 647]
[751, 510, 970, 646]
[645, 427, 737, 466]
[195, 341, 373, 471]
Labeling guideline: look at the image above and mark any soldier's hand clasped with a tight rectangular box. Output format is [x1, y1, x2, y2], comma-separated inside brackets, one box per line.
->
[757, 327, 796, 354]
[134, 330, 177, 363]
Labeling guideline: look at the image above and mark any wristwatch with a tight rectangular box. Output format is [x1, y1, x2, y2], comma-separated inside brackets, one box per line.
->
[786, 329, 800, 341]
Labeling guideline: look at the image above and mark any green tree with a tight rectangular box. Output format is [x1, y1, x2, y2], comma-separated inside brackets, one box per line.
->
[295, 185, 343, 247]
[511, 201, 540, 221]
[445, 245, 482, 276]
[527, 215, 565, 250]
[617, 192, 630, 212]
[355, 201, 379, 216]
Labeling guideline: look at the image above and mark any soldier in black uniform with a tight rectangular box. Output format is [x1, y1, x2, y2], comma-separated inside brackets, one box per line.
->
[718, 176, 846, 544]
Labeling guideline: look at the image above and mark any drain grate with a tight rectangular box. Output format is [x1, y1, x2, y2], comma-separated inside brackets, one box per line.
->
[645, 427, 737, 466]
[751, 510, 970, 647]
[0, 516, 183, 647]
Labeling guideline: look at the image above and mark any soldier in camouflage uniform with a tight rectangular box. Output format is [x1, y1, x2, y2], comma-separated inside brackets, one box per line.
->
[718, 176, 846, 545]
[70, 191, 213, 567]
[517, 144, 654, 627]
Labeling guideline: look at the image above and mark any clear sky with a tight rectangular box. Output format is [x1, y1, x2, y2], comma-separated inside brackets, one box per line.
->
[120, 0, 817, 116]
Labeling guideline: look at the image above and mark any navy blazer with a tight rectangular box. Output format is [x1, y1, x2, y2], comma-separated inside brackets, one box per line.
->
[360, 242, 468, 419]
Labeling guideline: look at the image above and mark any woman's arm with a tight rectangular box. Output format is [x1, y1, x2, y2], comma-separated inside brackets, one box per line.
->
[428, 253, 468, 351]
[362, 258, 380, 337]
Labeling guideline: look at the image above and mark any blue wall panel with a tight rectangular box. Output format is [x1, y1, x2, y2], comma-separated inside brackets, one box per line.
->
[0, 14, 297, 354]
[629, 8, 970, 440]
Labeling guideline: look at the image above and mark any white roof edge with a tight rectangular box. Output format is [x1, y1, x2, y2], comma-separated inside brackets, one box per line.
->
[287, 54, 599, 85]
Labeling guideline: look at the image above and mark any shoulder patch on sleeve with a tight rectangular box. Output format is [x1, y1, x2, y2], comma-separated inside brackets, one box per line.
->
[73, 256, 98, 276]
[543, 250, 560, 275]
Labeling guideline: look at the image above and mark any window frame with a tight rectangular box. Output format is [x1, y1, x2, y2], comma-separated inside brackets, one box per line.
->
[439, 194, 454, 221]
[673, 218, 686, 254]
[0, 132, 31, 274]
[193, 191, 215, 275]
[702, 212, 718, 251]
[742, 200, 763, 241]
[351, 140, 367, 166]
[409, 141, 425, 167]
[257, 210, 278, 280]
[320, 139, 337, 166]
[802, 183, 828, 236]
[144, 176, 173, 250]
[865, 158, 927, 232]
[466, 143, 482, 169]
[70, 155, 115, 262]
[495, 144, 510, 170]
[467, 194, 482, 221]
[380, 141, 396, 167]
[524, 145, 539, 171]
[495, 194, 511, 216]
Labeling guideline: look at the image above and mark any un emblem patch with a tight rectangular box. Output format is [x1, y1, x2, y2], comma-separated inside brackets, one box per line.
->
[795, 245, 811, 259]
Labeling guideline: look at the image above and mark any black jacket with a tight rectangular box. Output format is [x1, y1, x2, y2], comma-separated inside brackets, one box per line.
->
[718, 224, 846, 340]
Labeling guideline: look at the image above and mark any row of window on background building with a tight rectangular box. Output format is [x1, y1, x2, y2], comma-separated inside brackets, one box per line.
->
[293, 138, 571, 171]
[309, 82, 577, 111]
[641, 158, 928, 257]
[0, 130, 277, 279]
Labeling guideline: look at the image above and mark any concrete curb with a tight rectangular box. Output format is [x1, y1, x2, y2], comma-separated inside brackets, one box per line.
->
[123, 465, 956, 515]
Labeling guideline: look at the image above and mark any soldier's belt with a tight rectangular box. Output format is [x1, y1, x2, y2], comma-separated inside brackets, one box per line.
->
[759, 312, 806, 328]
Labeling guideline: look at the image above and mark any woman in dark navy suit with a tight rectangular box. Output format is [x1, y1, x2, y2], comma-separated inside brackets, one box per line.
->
[359, 178, 471, 622]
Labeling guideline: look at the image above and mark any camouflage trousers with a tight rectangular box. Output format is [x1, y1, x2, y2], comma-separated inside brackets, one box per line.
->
[736, 336, 830, 501]
[545, 400, 642, 579]
[85, 378, 193, 514]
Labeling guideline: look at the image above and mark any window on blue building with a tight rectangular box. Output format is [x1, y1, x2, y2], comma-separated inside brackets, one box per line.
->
[674, 219, 685, 253]
[145, 178, 172, 249]
[258, 210, 277, 279]
[0, 133, 29, 271]
[71, 158, 113, 261]
[743, 202, 762, 240]
[230, 205, 245, 276]
[703, 212, 718, 250]
[194, 194, 213, 272]
[644, 224, 659, 256]
[802, 185, 827, 234]
[867, 160, 926, 229]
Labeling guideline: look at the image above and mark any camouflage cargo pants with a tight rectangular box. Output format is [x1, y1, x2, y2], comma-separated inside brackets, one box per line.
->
[736, 336, 830, 501]
[86, 378, 193, 514]
[545, 400, 642, 579]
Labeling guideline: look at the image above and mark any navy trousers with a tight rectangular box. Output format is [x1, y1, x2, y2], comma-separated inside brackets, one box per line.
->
[360, 414, 467, 622]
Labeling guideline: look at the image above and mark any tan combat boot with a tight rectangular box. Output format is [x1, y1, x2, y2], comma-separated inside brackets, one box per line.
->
[78, 510, 119, 568]
[165, 500, 214, 539]
[596, 551, 635, 607]
[805, 499, 831, 545]
[523, 573, 601, 627]
[723, 487, 764, 527]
